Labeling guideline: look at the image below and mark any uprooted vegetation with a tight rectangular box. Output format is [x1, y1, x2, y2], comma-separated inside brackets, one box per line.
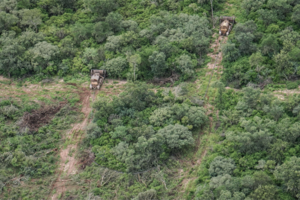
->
[19, 103, 66, 132]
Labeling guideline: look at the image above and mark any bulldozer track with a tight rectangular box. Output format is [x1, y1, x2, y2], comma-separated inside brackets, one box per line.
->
[177, 35, 227, 199]
[204, 36, 224, 103]
[49, 87, 99, 200]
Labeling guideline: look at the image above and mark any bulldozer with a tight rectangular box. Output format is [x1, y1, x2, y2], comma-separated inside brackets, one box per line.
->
[90, 69, 106, 90]
[219, 16, 235, 36]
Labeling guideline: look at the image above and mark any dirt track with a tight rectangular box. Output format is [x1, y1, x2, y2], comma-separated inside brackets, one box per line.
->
[197, 35, 227, 164]
[50, 89, 92, 200]
[177, 35, 228, 198]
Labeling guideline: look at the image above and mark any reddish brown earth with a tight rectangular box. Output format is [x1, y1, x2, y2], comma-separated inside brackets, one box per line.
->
[50, 88, 92, 200]
[20, 103, 65, 132]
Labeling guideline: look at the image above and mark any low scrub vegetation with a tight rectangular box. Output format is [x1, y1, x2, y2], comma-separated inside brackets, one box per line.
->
[0, 82, 81, 199]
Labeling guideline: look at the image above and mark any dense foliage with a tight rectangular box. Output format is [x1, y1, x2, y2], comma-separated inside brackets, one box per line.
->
[88, 83, 208, 172]
[3, 0, 300, 199]
[0, 0, 222, 80]
[195, 86, 300, 199]
[222, 0, 300, 88]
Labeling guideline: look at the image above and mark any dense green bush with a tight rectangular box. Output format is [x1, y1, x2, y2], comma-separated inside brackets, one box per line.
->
[89, 83, 208, 172]
[286, 81, 298, 89]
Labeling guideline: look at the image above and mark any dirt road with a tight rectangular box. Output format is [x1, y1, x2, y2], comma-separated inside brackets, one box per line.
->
[50, 88, 92, 200]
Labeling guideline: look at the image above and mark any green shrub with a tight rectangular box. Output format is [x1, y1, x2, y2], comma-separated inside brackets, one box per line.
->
[286, 81, 298, 89]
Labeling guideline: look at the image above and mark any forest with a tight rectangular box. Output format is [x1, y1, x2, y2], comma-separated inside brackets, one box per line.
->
[0, 0, 216, 80]
[1, 0, 300, 199]
[222, 0, 300, 88]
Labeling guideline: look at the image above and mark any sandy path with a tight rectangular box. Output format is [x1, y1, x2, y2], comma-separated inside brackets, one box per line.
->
[50, 89, 92, 200]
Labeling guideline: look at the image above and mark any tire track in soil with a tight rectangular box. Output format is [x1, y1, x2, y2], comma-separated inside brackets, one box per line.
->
[49, 88, 96, 200]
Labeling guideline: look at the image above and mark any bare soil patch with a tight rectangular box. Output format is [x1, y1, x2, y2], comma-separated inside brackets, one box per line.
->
[78, 151, 95, 170]
[65, 83, 77, 87]
[20, 103, 65, 132]
[0, 75, 10, 81]
[150, 73, 180, 86]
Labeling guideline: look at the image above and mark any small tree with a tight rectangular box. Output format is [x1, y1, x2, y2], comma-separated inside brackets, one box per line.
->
[148, 51, 167, 77]
[242, 0, 266, 14]
[93, 22, 112, 43]
[226, 130, 272, 154]
[176, 54, 196, 78]
[213, 81, 225, 108]
[249, 185, 278, 200]
[149, 107, 173, 127]
[257, 9, 278, 27]
[28, 41, 59, 73]
[242, 87, 260, 109]
[128, 54, 141, 81]
[0, 12, 18, 32]
[86, 123, 102, 140]
[105, 35, 122, 52]
[276, 118, 300, 143]
[268, 139, 288, 164]
[84, 0, 117, 16]
[20, 8, 42, 32]
[263, 100, 284, 121]
[157, 124, 194, 150]
[249, 51, 264, 69]
[186, 106, 208, 128]
[209, 156, 236, 177]
[222, 42, 240, 62]
[103, 57, 127, 77]
[274, 157, 300, 198]
[260, 34, 279, 56]
[105, 12, 122, 33]
[292, 5, 300, 26]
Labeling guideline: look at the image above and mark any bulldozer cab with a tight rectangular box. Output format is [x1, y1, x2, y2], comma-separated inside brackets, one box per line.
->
[221, 20, 229, 29]
[90, 69, 107, 90]
[219, 16, 235, 36]
[91, 69, 106, 77]
[91, 75, 100, 81]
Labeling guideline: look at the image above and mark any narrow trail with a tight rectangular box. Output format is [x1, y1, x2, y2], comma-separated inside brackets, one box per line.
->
[193, 34, 227, 167]
[177, 34, 228, 197]
[197, 35, 228, 164]
[49, 88, 96, 200]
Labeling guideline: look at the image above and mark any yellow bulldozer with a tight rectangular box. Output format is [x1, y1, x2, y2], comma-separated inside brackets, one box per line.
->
[219, 16, 235, 36]
[90, 69, 106, 90]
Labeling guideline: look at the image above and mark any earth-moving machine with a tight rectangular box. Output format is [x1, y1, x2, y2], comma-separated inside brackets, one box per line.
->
[219, 16, 235, 36]
[90, 69, 106, 90]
